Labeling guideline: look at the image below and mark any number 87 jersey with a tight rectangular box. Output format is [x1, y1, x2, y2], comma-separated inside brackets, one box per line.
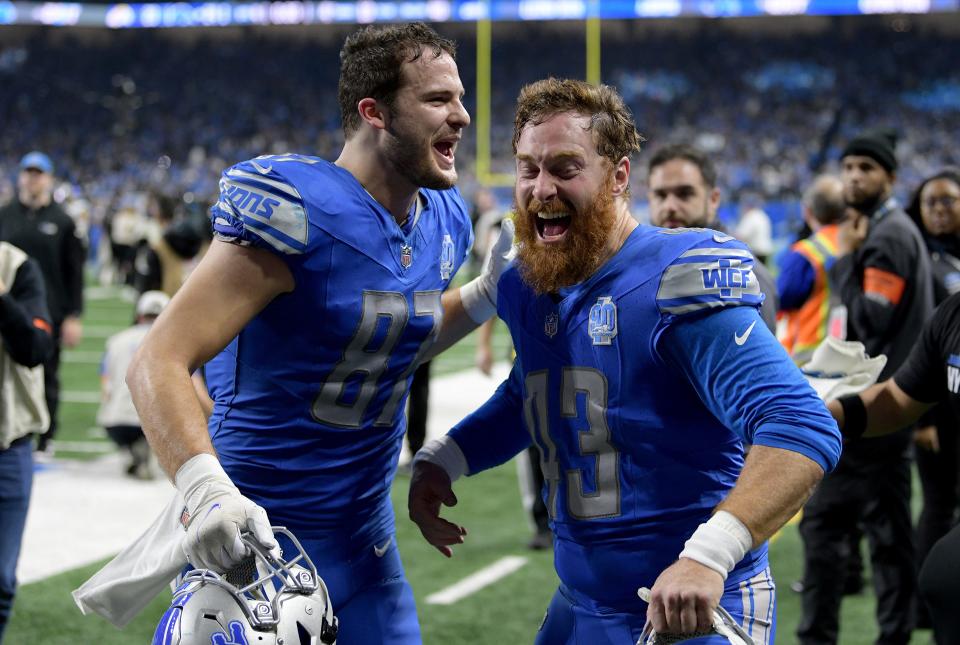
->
[204, 155, 473, 538]
[448, 224, 840, 610]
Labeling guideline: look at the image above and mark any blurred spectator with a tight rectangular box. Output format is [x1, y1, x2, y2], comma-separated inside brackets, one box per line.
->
[0, 240, 53, 643]
[95, 290, 169, 480]
[734, 200, 774, 264]
[0, 152, 85, 455]
[777, 175, 847, 363]
[904, 167, 960, 629]
[798, 128, 934, 645]
[105, 204, 146, 286]
[133, 193, 209, 297]
[646, 143, 779, 330]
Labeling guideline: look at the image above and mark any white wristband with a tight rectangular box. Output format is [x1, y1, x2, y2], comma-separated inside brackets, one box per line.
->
[174, 453, 234, 503]
[459, 277, 496, 325]
[411, 436, 469, 482]
[678, 510, 753, 580]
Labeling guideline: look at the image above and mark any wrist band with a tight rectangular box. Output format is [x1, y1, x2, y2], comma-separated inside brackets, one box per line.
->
[460, 277, 496, 325]
[412, 435, 469, 482]
[838, 394, 868, 440]
[678, 510, 753, 580]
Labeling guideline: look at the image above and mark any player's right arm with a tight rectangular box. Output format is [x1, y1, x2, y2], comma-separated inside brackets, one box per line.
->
[127, 159, 302, 571]
[829, 293, 960, 439]
[126, 240, 292, 571]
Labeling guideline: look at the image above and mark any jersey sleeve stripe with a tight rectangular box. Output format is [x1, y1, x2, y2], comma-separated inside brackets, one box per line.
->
[658, 293, 765, 315]
[225, 168, 303, 201]
[238, 217, 303, 254]
[672, 247, 755, 262]
[221, 177, 304, 207]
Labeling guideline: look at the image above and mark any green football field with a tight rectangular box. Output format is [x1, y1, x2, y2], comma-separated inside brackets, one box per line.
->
[4, 288, 932, 644]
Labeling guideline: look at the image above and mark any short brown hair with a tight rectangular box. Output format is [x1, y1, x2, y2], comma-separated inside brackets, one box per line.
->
[648, 143, 718, 188]
[512, 78, 644, 165]
[338, 22, 457, 137]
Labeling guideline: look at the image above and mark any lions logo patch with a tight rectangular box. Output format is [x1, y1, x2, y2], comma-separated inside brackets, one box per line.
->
[588, 296, 617, 345]
[440, 234, 455, 280]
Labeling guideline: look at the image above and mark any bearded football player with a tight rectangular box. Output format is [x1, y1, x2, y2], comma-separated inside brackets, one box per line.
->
[409, 78, 841, 644]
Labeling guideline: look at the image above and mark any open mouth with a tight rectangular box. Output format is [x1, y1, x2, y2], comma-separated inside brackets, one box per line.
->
[536, 210, 572, 242]
[432, 140, 456, 167]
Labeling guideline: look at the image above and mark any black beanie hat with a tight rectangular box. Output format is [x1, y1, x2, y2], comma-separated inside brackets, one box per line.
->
[841, 128, 898, 173]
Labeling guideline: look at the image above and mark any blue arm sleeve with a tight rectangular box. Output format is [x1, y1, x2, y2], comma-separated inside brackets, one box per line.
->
[448, 362, 532, 475]
[658, 305, 842, 472]
[776, 250, 815, 312]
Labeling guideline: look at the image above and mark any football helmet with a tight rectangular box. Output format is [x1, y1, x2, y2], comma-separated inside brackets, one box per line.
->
[636, 587, 754, 645]
[153, 527, 337, 645]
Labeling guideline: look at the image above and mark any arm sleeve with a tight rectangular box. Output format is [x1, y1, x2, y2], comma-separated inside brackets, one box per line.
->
[892, 295, 958, 404]
[829, 230, 915, 348]
[658, 305, 842, 472]
[777, 250, 816, 312]
[0, 258, 54, 367]
[62, 216, 85, 316]
[447, 361, 532, 475]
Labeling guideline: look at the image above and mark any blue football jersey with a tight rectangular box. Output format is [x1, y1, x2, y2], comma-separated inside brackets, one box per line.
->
[450, 225, 840, 610]
[204, 154, 473, 543]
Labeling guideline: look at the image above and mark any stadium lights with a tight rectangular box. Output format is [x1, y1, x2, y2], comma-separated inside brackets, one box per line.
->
[0, 0, 953, 28]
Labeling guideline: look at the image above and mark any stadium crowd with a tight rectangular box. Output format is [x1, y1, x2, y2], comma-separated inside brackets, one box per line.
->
[1, 13, 960, 645]
[1, 15, 959, 246]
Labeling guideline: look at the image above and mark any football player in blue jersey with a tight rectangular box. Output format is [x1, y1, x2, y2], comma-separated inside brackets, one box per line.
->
[126, 23, 512, 644]
[409, 78, 842, 644]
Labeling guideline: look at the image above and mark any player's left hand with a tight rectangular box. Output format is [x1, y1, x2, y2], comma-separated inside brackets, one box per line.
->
[408, 461, 467, 558]
[645, 558, 724, 634]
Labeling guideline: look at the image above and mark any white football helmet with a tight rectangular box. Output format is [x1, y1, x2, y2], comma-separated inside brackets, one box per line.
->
[636, 587, 755, 645]
[153, 527, 338, 645]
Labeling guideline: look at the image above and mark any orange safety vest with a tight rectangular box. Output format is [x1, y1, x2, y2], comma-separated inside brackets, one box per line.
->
[779, 224, 843, 363]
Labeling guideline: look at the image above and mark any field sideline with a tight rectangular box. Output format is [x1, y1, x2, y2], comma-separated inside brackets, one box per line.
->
[4, 287, 931, 644]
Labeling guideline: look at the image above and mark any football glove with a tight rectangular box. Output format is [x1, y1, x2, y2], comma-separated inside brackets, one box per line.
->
[460, 218, 516, 324]
[176, 453, 278, 572]
[636, 587, 754, 645]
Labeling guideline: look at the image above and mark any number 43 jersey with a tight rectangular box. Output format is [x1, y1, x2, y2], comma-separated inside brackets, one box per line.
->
[204, 155, 473, 540]
[449, 225, 840, 609]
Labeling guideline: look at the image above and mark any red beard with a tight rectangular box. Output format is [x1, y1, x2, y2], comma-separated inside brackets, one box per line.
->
[514, 173, 618, 295]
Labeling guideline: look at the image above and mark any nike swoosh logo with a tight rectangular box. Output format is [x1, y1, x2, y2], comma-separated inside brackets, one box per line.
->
[251, 160, 273, 174]
[734, 321, 757, 346]
[373, 537, 393, 558]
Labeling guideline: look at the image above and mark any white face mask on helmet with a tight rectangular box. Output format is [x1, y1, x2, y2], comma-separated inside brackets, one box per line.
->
[153, 527, 338, 645]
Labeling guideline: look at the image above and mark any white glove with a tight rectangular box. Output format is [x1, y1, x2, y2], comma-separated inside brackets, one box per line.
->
[460, 218, 516, 324]
[176, 453, 278, 572]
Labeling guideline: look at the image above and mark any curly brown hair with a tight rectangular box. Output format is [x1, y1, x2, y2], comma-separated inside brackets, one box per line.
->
[338, 22, 457, 138]
[512, 78, 644, 165]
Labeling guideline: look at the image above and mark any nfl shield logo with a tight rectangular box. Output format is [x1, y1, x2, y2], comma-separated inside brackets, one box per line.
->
[588, 296, 617, 345]
[400, 244, 413, 269]
[544, 312, 559, 338]
[440, 234, 455, 280]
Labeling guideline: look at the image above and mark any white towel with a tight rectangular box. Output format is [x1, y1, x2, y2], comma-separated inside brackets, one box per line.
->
[72, 492, 188, 628]
[800, 337, 887, 402]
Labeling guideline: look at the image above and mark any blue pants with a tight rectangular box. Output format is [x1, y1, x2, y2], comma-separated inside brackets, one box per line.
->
[0, 438, 33, 645]
[536, 567, 776, 645]
[278, 530, 421, 645]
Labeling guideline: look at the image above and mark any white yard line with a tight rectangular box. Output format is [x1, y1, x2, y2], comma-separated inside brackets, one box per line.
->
[425, 556, 528, 605]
